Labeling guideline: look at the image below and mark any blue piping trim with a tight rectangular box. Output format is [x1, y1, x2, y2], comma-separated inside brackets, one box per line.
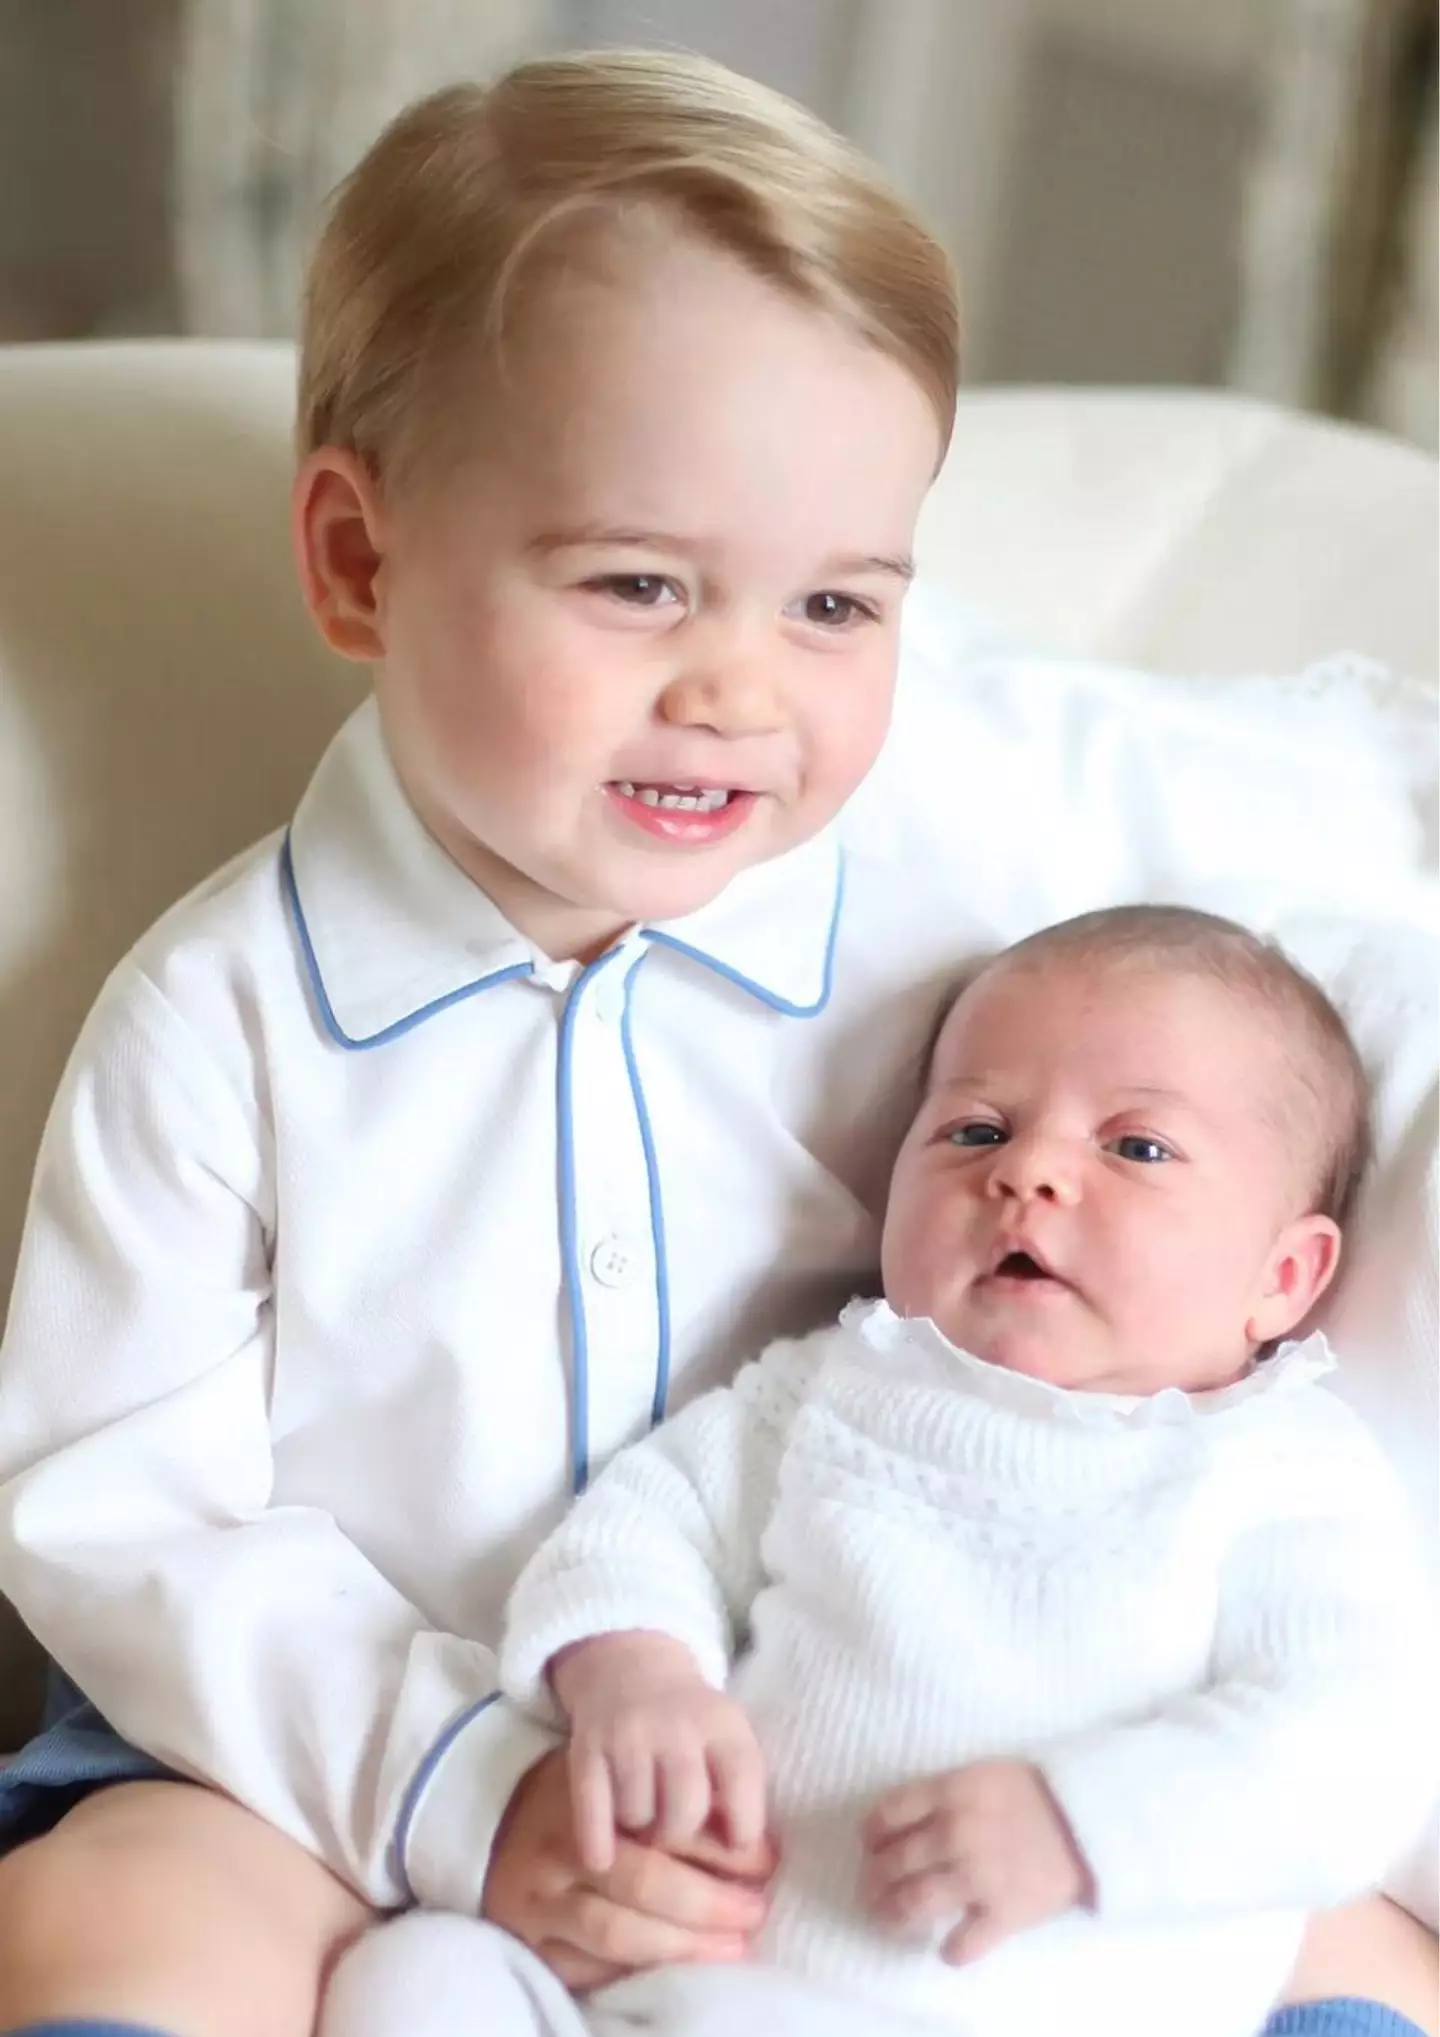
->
[391, 1690, 501, 1902]
[640, 847, 846, 1018]
[556, 948, 628, 1492]
[280, 832, 534, 1050]
[620, 955, 671, 1429]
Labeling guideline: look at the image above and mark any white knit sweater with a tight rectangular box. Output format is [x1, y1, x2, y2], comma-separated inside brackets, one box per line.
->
[503, 1302, 1434, 2037]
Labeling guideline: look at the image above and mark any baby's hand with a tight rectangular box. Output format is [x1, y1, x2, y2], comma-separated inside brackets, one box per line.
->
[861, 1759, 1092, 1966]
[551, 1631, 768, 1875]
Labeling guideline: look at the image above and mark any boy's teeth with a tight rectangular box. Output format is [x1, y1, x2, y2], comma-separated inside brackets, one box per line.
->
[616, 781, 731, 812]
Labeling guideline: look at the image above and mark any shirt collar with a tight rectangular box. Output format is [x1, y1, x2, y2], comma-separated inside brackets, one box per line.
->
[284, 699, 844, 1049]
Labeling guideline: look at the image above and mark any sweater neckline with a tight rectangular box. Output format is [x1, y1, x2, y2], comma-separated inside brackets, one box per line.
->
[843, 1298, 1336, 1432]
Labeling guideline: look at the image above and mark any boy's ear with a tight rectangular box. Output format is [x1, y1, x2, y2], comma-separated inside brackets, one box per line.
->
[292, 448, 390, 662]
[1246, 1214, 1343, 1347]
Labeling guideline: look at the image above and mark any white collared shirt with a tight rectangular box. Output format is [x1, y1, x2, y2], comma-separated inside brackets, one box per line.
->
[0, 699, 978, 1909]
[0, 631, 1435, 1914]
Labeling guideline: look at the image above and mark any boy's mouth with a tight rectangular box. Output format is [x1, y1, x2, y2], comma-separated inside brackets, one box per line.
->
[606, 780, 758, 846]
[612, 780, 735, 813]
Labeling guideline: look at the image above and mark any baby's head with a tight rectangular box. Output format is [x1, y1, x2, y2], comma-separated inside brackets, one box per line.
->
[292, 51, 958, 960]
[882, 905, 1369, 1396]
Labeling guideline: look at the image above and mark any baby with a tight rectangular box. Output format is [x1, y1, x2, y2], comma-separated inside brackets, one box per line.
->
[479, 903, 1431, 2037]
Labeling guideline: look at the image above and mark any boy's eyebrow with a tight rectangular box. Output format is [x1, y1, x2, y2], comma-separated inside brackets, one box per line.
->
[527, 525, 916, 581]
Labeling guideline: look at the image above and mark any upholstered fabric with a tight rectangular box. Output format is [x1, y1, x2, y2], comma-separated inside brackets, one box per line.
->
[0, 341, 1434, 1748]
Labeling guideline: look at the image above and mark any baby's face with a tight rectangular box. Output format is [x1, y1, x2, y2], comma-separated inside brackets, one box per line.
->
[881, 958, 1341, 1395]
[328, 221, 939, 961]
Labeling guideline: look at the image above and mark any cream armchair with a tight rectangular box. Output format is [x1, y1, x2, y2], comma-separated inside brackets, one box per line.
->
[1, 340, 1435, 1749]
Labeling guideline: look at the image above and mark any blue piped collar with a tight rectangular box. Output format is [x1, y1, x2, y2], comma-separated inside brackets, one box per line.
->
[284, 700, 844, 1048]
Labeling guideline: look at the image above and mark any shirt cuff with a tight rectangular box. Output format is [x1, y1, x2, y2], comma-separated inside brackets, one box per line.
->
[394, 1690, 561, 1913]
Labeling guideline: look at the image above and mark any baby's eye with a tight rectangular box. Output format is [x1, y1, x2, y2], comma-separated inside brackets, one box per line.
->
[788, 590, 877, 629]
[1107, 1134, 1174, 1164]
[947, 1122, 1007, 1148]
[588, 574, 678, 608]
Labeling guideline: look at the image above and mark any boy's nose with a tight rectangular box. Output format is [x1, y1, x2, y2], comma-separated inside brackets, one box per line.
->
[659, 655, 785, 736]
[984, 1136, 1081, 1208]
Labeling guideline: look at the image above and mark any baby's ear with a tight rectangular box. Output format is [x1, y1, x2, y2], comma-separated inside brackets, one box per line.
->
[1246, 1214, 1343, 1346]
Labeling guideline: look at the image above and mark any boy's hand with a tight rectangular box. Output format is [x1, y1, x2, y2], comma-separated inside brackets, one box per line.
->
[861, 1759, 1092, 1966]
[552, 1631, 768, 1874]
[482, 1747, 775, 1993]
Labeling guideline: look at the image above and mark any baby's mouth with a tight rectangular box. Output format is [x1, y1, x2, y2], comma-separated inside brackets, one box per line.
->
[995, 1250, 1048, 1280]
[983, 1246, 1072, 1293]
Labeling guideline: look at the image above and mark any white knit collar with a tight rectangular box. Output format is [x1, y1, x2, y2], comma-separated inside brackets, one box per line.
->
[843, 1298, 1336, 1431]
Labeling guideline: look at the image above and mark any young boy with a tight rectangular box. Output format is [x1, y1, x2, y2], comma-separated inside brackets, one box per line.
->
[326, 907, 1432, 2037]
[0, 48, 1432, 2037]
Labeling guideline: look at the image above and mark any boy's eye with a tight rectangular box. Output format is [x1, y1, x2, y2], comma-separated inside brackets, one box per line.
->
[947, 1121, 1007, 1148]
[1107, 1134, 1174, 1164]
[589, 574, 678, 608]
[789, 590, 876, 628]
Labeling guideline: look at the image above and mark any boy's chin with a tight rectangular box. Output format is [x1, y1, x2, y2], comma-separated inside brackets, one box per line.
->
[598, 851, 768, 927]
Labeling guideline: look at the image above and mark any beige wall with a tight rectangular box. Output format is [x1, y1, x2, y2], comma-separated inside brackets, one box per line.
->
[0, 0, 180, 338]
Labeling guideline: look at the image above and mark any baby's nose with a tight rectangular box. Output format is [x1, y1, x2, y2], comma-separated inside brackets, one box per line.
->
[986, 1136, 1080, 1207]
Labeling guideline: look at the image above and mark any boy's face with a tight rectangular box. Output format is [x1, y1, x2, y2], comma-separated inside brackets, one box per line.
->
[881, 959, 1341, 1395]
[301, 227, 940, 960]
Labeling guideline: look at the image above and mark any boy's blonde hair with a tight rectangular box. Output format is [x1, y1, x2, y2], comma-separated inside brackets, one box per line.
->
[298, 48, 960, 492]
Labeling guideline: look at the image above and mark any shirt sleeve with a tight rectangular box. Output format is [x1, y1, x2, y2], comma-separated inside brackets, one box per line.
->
[0, 967, 555, 1913]
[1038, 1421, 1438, 1924]
[501, 1338, 819, 1715]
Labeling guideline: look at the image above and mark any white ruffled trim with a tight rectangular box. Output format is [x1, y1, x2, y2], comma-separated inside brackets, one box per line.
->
[843, 1298, 1336, 1432]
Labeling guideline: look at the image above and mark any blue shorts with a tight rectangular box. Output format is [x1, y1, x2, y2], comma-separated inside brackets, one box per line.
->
[1267, 2008, 1429, 2036]
[0, 1668, 173, 1851]
[0, 1684, 1429, 2037]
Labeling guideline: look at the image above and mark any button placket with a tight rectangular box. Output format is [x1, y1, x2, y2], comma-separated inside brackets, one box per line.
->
[562, 957, 663, 1469]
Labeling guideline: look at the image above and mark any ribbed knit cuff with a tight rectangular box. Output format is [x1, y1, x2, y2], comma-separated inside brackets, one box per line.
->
[1263, 2000, 1430, 2037]
[8, 2022, 183, 2036]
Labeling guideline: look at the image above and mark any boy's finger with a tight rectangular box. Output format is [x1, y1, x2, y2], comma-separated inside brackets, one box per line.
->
[559, 1887, 750, 1971]
[604, 1837, 770, 1934]
[533, 1938, 626, 1996]
[568, 1742, 618, 1875]
[709, 1738, 767, 1852]
[671, 1818, 778, 1886]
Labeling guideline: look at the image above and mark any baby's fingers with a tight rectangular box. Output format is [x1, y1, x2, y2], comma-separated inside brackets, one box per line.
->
[862, 1775, 951, 1848]
[940, 1903, 1012, 1967]
[610, 1739, 660, 1840]
[568, 1738, 619, 1876]
[863, 1813, 960, 1897]
[655, 1739, 715, 1848]
[708, 1733, 767, 1852]
[868, 1863, 973, 1938]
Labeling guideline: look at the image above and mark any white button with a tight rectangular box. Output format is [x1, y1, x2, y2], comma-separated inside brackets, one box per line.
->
[588, 1236, 641, 1288]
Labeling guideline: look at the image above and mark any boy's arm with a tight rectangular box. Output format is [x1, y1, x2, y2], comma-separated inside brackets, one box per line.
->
[501, 1337, 819, 1712]
[1037, 1422, 1436, 1925]
[0, 970, 552, 1915]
